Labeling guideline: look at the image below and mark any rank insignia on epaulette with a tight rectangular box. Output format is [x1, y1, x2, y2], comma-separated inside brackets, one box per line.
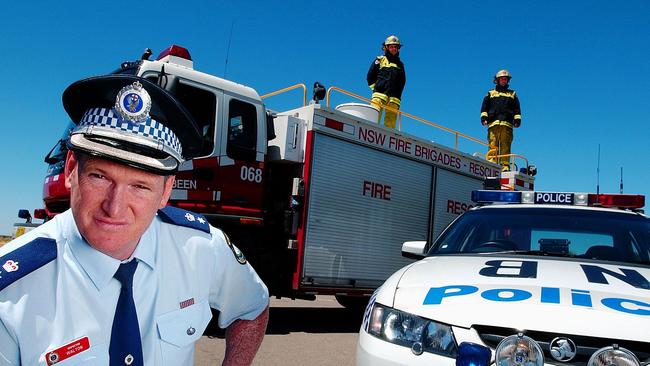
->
[157, 206, 210, 234]
[2, 260, 19, 272]
[223, 233, 247, 265]
[0, 238, 56, 291]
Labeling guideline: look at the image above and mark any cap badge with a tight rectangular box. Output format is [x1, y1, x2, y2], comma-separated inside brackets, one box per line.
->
[115, 81, 152, 123]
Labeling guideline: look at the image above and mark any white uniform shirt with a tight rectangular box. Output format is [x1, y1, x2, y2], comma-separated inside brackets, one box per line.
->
[0, 208, 269, 365]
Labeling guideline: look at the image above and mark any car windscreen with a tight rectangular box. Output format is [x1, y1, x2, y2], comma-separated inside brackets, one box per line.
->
[428, 207, 650, 264]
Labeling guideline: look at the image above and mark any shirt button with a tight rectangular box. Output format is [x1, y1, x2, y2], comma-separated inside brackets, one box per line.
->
[124, 354, 134, 365]
[187, 326, 196, 336]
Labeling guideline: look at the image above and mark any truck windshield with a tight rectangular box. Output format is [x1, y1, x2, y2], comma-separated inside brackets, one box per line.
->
[429, 207, 650, 265]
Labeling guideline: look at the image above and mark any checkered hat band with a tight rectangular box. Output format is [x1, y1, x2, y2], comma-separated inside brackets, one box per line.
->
[78, 107, 182, 156]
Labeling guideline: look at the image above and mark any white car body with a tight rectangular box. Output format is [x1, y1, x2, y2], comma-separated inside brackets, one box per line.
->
[357, 202, 650, 365]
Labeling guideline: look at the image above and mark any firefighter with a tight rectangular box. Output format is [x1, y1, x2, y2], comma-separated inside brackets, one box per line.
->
[0, 75, 269, 366]
[480, 69, 522, 171]
[367, 35, 406, 129]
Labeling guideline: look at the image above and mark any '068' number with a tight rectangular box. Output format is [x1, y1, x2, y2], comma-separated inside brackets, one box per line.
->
[240, 166, 263, 183]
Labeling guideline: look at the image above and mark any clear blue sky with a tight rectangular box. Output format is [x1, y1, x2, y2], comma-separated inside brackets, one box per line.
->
[1, 0, 648, 235]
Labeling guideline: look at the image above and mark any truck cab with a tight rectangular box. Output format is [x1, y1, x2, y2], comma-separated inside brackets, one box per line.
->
[124, 46, 270, 223]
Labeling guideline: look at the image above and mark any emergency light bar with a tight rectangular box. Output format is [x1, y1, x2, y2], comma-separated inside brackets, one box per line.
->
[471, 190, 645, 209]
[156, 45, 193, 68]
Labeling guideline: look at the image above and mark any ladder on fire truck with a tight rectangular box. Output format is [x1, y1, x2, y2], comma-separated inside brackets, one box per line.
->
[260, 83, 534, 191]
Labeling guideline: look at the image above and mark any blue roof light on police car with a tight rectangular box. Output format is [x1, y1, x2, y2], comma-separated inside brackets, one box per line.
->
[471, 190, 521, 204]
[455, 342, 491, 366]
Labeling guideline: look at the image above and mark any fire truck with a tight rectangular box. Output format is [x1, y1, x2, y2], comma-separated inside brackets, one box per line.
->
[28, 45, 535, 306]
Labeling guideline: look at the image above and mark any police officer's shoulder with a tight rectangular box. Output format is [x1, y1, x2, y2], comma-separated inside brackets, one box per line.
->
[157, 205, 211, 234]
[0, 237, 57, 292]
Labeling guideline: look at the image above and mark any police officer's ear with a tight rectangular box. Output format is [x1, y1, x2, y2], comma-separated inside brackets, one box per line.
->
[158, 175, 176, 209]
[64, 150, 79, 190]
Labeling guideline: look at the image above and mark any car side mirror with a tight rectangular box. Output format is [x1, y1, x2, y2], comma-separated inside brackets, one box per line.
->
[401, 241, 427, 259]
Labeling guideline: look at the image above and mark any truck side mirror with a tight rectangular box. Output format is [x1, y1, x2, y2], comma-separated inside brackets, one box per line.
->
[266, 111, 276, 141]
[18, 209, 32, 223]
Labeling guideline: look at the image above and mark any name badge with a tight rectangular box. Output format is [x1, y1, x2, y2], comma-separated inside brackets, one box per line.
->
[45, 337, 90, 365]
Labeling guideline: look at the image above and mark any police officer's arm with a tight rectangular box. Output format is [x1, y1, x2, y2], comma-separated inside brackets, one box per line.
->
[0, 318, 19, 366]
[367, 58, 379, 88]
[222, 305, 269, 366]
[208, 230, 269, 364]
[480, 94, 490, 125]
[513, 92, 522, 127]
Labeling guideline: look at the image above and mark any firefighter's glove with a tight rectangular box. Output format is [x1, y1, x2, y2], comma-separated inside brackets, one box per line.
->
[514, 119, 521, 128]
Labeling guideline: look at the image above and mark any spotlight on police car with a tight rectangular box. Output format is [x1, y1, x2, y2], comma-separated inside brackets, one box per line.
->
[495, 333, 544, 366]
[587, 344, 640, 366]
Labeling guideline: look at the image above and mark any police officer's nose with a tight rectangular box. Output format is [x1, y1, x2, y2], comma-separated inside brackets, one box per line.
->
[102, 184, 128, 217]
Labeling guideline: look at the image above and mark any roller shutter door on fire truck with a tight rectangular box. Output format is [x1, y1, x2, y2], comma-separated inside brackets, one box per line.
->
[303, 134, 432, 288]
[432, 168, 483, 240]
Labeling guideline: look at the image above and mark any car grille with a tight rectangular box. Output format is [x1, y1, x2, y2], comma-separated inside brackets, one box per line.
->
[474, 325, 650, 365]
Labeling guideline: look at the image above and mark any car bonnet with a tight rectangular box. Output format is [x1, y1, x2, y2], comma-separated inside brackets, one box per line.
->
[390, 255, 650, 341]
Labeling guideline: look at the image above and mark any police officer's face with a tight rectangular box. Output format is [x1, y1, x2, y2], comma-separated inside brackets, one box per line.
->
[64, 152, 175, 260]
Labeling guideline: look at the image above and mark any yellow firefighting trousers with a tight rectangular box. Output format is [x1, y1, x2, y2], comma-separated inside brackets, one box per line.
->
[487, 125, 513, 170]
[371, 92, 401, 129]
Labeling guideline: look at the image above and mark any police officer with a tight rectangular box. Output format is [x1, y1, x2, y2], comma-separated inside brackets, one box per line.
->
[0, 75, 269, 365]
[480, 69, 522, 171]
[367, 35, 406, 129]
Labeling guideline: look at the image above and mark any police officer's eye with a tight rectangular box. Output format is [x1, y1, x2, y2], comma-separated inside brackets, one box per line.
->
[133, 184, 152, 191]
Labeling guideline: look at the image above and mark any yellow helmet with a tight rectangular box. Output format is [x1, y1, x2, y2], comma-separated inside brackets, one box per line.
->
[493, 69, 512, 83]
[383, 35, 402, 48]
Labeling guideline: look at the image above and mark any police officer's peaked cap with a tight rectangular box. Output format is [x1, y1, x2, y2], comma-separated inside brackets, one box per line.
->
[62, 74, 203, 174]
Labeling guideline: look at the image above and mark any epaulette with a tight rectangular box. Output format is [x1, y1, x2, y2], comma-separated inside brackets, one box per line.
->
[0, 238, 57, 291]
[158, 206, 211, 234]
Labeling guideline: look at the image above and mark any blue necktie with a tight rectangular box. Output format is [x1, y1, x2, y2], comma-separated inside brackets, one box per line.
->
[109, 260, 144, 366]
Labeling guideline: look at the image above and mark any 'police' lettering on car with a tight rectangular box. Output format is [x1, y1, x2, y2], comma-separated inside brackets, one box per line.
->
[535, 192, 573, 204]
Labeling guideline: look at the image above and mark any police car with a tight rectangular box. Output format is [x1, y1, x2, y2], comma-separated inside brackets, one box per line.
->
[357, 190, 650, 365]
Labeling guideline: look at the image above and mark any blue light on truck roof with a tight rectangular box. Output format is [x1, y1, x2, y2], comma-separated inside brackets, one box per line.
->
[471, 190, 521, 204]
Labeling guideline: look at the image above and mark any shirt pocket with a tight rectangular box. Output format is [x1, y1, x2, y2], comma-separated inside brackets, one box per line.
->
[157, 299, 212, 364]
[41, 343, 109, 366]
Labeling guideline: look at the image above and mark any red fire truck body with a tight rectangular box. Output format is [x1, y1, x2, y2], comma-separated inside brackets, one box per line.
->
[35, 46, 534, 304]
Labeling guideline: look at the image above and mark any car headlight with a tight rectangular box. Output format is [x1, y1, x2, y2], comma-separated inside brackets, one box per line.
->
[587, 345, 640, 366]
[495, 333, 544, 366]
[367, 303, 457, 357]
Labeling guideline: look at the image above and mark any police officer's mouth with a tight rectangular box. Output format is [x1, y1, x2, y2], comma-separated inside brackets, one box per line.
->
[93, 217, 130, 229]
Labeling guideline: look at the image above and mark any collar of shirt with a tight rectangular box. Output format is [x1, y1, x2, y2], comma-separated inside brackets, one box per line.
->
[61, 210, 158, 291]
